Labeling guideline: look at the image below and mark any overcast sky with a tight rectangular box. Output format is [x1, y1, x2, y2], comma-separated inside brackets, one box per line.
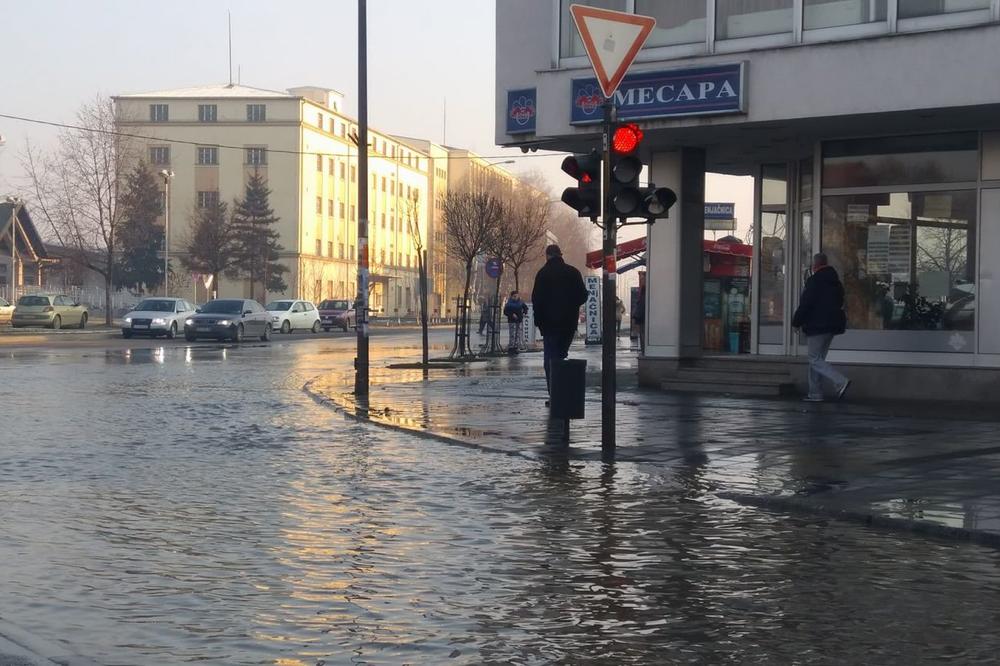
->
[0, 0, 752, 245]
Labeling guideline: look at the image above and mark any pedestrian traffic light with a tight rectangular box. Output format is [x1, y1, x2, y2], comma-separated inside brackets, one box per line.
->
[609, 123, 644, 217]
[640, 184, 678, 219]
[560, 150, 601, 218]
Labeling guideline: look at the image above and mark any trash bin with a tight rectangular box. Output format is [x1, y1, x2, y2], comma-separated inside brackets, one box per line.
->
[550, 358, 586, 420]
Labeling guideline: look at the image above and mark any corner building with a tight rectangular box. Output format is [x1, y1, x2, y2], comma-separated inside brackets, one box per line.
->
[496, 0, 1000, 402]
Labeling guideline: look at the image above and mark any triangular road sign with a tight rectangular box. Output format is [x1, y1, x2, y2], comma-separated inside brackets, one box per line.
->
[570, 4, 655, 99]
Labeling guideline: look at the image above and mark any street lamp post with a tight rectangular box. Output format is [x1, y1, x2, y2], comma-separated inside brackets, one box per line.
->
[159, 170, 174, 296]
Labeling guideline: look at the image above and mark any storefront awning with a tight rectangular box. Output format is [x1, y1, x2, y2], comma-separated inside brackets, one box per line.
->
[586, 236, 752, 269]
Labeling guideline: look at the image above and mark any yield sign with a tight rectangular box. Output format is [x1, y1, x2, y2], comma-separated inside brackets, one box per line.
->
[570, 4, 656, 99]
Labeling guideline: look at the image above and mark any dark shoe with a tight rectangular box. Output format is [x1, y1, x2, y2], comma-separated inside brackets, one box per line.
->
[545, 399, 550, 407]
[802, 395, 824, 403]
[837, 380, 851, 400]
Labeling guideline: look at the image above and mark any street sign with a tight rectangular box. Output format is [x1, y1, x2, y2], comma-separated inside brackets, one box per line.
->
[569, 4, 656, 99]
[485, 257, 502, 279]
[584, 275, 602, 344]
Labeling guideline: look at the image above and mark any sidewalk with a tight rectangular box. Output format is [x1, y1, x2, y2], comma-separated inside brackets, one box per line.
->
[306, 340, 1000, 547]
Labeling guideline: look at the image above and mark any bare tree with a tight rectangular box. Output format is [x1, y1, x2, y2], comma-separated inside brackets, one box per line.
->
[442, 190, 504, 356]
[504, 183, 550, 292]
[22, 97, 138, 324]
[404, 192, 430, 365]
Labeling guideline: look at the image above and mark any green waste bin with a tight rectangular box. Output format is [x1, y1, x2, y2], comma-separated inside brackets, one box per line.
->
[550, 359, 586, 420]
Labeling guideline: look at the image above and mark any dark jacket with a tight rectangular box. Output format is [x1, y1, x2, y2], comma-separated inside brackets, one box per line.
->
[792, 266, 847, 336]
[531, 256, 589, 336]
[503, 297, 528, 323]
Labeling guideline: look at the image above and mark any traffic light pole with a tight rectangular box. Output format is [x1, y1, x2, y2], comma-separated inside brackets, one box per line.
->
[354, 0, 370, 397]
[601, 100, 617, 454]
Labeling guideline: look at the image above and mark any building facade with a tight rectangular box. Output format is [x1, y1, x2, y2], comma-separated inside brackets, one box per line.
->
[497, 0, 1000, 401]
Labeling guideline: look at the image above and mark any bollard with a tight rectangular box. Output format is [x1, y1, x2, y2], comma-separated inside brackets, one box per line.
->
[550, 359, 587, 421]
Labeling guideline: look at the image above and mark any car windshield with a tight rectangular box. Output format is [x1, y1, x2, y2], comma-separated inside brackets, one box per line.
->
[134, 299, 175, 312]
[17, 296, 50, 306]
[200, 300, 244, 315]
[320, 300, 350, 310]
[265, 301, 292, 311]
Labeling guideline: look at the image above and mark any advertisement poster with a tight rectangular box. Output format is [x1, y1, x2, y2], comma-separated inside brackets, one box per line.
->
[585, 276, 602, 345]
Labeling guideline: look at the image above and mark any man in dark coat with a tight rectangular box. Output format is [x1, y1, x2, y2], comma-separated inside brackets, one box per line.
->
[531, 244, 589, 395]
[792, 252, 850, 402]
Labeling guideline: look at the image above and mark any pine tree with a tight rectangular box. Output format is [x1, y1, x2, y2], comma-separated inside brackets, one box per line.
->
[115, 163, 164, 294]
[181, 200, 235, 300]
[229, 170, 288, 301]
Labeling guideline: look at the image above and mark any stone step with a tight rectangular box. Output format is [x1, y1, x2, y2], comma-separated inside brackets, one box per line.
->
[675, 368, 792, 385]
[661, 378, 793, 397]
[687, 357, 798, 375]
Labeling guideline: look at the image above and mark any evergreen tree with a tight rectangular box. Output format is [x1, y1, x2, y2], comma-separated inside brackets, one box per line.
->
[181, 200, 235, 300]
[229, 171, 288, 301]
[115, 162, 164, 294]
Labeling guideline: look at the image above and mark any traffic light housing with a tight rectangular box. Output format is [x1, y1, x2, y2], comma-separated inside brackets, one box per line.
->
[610, 122, 677, 221]
[560, 150, 601, 218]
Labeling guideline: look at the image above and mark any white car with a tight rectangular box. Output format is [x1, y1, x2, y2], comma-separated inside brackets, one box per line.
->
[265, 299, 322, 334]
[122, 297, 198, 339]
[0, 296, 13, 325]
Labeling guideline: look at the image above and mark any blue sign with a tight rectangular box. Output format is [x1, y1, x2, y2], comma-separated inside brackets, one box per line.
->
[485, 257, 502, 279]
[571, 63, 745, 125]
[705, 202, 735, 220]
[506, 88, 537, 134]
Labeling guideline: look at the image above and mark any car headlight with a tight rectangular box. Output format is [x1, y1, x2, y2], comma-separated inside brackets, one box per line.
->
[217, 320, 231, 326]
[124, 317, 132, 323]
[152, 318, 167, 325]
[184, 318, 194, 326]
[271, 315, 280, 321]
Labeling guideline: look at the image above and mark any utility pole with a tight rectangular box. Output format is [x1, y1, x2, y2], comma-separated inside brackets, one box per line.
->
[159, 170, 174, 296]
[354, 0, 370, 397]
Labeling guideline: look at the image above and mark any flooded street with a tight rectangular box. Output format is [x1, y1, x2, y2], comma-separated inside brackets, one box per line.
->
[3, 333, 1000, 665]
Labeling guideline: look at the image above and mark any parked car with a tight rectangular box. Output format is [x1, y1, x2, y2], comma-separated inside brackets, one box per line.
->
[0, 297, 13, 325]
[183, 299, 271, 342]
[317, 299, 356, 332]
[11, 294, 88, 329]
[122, 297, 197, 339]
[265, 299, 322, 334]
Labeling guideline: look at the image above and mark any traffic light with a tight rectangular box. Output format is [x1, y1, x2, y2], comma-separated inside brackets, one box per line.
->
[560, 150, 601, 218]
[609, 122, 678, 220]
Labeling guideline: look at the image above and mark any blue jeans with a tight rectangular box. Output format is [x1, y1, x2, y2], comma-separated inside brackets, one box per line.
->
[807, 333, 848, 398]
[543, 330, 574, 393]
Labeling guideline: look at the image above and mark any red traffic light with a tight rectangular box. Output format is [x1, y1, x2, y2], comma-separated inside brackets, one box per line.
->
[612, 123, 643, 154]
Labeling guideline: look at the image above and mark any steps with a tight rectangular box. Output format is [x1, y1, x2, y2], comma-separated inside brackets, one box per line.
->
[661, 356, 798, 397]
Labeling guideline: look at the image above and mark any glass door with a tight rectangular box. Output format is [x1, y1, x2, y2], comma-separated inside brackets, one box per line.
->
[757, 164, 788, 352]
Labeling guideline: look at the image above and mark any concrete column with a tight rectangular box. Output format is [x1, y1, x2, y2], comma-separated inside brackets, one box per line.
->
[638, 148, 706, 387]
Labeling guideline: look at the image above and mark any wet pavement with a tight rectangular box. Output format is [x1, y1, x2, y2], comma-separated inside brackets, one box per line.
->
[3, 330, 1000, 664]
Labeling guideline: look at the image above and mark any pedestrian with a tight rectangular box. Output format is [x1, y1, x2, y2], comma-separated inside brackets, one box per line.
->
[615, 296, 626, 337]
[503, 290, 528, 353]
[792, 252, 850, 402]
[531, 244, 589, 401]
[477, 297, 494, 337]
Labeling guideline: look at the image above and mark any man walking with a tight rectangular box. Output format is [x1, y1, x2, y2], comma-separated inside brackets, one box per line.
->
[792, 252, 850, 402]
[503, 290, 528, 353]
[531, 244, 589, 398]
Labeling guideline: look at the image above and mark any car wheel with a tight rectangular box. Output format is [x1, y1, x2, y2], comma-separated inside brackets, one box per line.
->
[184, 332, 196, 342]
[311, 320, 320, 334]
[260, 324, 272, 342]
[52, 316, 61, 330]
[166, 322, 177, 339]
[78, 313, 87, 329]
[123, 330, 133, 339]
[232, 324, 244, 343]
[280, 320, 291, 334]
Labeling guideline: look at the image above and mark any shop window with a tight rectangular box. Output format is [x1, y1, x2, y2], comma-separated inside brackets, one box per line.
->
[559, 0, 627, 57]
[804, 0, 887, 28]
[821, 190, 976, 334]
[759, 164, 788, 345]
[637, 0, 706, 46]
[823, 133, 978, 188]
[716, 0, 793, 39]
[898, 0, 990, 19]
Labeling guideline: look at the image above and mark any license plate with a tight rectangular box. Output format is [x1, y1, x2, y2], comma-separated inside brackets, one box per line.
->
[196, 327, 211, 332]
[132, 325, 148, 330]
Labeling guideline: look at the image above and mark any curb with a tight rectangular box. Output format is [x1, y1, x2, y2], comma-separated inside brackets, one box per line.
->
[0, 618, 100, 666]
[718, 491, 1000, 549]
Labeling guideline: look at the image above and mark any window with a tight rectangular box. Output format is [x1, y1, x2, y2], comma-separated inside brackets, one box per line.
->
[328, 199, 334, 216]
[328, 241, 334, 256]
[149, 146, 170, 165]
[316, 239, 323, 255]
[351, 166, 357, 182]
[381, 213, 386, 228]
[246, 147, 267, 165]
[196, 191, 219, 208]
[637, 0, 706, 46]
[898, 0, 990, 18]
[317, 155, 324, 171]
[716, 0, 793, 39]
[149, 104, 169, 122]
[350, 205, 356, 220]
[340, 124, 347, 138]
[197, 146, 219, 165]
[339, 163, 346, 179]
[823, 133, 979, 188]
[350, 244, 355, 259]
[246, 104, 266, 122]
[804, 0, 887, 28]
[339, 202, 346, 219]
[198, 104, 218, 122]
[316, 197, 323, 214]
[339, 243, 345, 258]
[329, 118, 336, 134]
[381, 177, 387, 192]
[329, 159, 335, 176]
[317, 112, 323, 128]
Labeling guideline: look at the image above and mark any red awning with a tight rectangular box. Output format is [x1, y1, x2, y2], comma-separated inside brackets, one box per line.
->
[586, 236, 752, 269]
[703, 239, 753, 257]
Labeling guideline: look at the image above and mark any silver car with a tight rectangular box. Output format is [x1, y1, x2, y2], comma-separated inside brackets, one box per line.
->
[122, 297, 198, 339]
[11, 294, 88, 329]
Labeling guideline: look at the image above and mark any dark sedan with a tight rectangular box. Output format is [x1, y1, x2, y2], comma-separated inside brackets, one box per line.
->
[183, 299, 272, 342]
[317, 299, 356, 332]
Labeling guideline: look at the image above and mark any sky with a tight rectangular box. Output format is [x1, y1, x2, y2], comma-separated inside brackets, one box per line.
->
[0, 0, 752, 248]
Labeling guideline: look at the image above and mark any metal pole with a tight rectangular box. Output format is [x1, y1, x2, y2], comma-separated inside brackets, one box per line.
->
[10, 201, 17, 303]
[601, 100, 616, 453]
[163, 176, 170, 296]
[354, 0, 370, 397]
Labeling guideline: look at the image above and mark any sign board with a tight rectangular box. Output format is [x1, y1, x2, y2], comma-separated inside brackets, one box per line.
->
[522, 302, 536, 346]
[705, 219, 737, 231]
[485, 257, 502, 279]
[569, 4, 656, 99]
[571, 63, 745, 124]
[704, 202, 736, 231]
[506, 88, 536, 134]
[584, 275, 602, 344]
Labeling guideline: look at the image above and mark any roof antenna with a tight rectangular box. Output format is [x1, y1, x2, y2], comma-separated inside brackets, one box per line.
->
[227, 11, 233, 87]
